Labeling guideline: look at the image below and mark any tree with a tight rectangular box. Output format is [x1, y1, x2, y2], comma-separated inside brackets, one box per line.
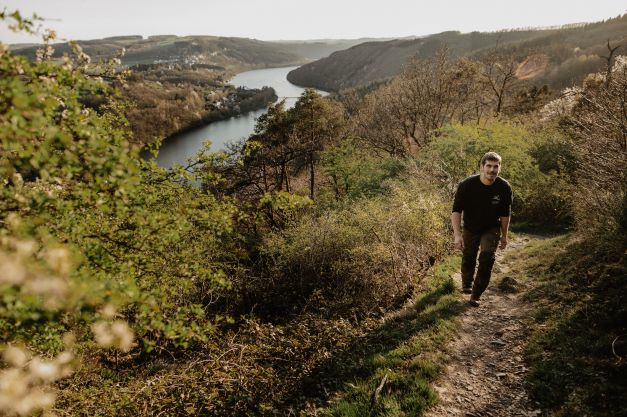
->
[480, 47, 520, 116]
[353, 84, 411, 156]
[289, 89, 344, 200]
[220, 100, 295, 198]
[354, 49, 488, 155]
[564, 55, 627, 237]
[248, 100, 296, 193]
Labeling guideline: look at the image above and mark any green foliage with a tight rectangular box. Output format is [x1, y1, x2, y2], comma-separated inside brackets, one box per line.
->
[0, 16, 240, 360]
[258, 190, 313, 228]
[320, 137, 405, 202]
[255, 177, 450, 318]
[1, 32, 133, 352]
[419, 120, 573, 226]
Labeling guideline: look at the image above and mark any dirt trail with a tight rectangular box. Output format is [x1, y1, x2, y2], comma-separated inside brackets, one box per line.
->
[427, 236, 542, 417]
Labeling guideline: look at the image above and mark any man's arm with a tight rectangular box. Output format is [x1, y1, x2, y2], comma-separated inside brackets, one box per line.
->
[451, 212, 464, 250]
[499, 216, 510, 249]
[451, 180, 466, 250]
[499, 183, 513, 250]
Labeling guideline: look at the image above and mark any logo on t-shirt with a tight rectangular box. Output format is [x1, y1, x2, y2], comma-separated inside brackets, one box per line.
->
[491, 195, 501, 205]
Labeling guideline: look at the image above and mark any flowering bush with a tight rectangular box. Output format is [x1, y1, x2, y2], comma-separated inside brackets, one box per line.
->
[0, 10, 239, 415]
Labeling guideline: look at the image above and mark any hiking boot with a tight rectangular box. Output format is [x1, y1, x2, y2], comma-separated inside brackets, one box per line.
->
[462, 287, 472, 294]
[468, 298, 480, 307]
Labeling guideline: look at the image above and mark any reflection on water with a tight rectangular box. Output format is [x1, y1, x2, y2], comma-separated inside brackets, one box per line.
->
[154, 66, 327, 169]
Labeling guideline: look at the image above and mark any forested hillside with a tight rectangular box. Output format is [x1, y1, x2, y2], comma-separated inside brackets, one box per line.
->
[1, 9, 625, 417]
[12, 34, 304, 70]
[10, 34, 398, 69]
[120, 66, 278, 145]
[272, 37, 404, 60]
[287, 14, 627, 92]
[9, 34, 389, 146]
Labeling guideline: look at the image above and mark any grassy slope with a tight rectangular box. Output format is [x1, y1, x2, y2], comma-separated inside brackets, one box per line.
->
[299, 256, 463, 416]
[503, 234, 627, 417]
[308, 232, 626, 416]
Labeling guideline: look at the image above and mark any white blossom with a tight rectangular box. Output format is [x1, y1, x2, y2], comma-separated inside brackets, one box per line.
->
[0, 255, 27, 285]
[539, 86, 583, 121]
[92, 320, 135, 352]
[2, 346, 29, 367]
[43, 248, 72, 276]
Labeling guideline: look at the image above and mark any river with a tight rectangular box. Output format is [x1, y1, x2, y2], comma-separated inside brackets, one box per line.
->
[154, 66, 328, 169]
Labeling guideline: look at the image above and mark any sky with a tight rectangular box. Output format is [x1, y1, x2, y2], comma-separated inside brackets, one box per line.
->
[1, 0, 626, 44]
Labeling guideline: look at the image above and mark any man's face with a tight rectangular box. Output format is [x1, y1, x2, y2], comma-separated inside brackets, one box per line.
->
[480, 159, 501, 181]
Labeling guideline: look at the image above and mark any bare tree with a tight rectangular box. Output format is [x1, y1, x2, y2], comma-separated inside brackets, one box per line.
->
[602, 40, 621, 86]
[354, 48, 489, 155]
[480, 48, 520, 116]
[565, 54, 627, 236]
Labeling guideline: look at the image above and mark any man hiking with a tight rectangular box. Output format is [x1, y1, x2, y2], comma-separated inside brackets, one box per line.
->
[451, 152, 512, 307]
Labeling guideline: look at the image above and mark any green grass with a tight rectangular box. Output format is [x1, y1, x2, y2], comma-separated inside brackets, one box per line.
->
[505, 234, 627, 417]
[298, 255, 464, 417]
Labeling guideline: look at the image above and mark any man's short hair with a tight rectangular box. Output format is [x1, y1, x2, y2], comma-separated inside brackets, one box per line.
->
[480, 151, 502, 167]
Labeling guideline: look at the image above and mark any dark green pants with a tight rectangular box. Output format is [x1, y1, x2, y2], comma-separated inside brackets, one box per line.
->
[461, 227, 500, 299]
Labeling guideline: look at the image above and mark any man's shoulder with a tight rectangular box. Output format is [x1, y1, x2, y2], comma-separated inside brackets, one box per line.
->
[495, 176, 512, 191]
[459, 174, 480, 187]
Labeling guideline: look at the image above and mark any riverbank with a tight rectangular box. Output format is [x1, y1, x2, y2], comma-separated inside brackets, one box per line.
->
[121, 63, 279, 147]
[155, 85, 277, 142]
[153, 66, 329, 168]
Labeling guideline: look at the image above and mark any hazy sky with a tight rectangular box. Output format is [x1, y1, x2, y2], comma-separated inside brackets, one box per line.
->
[1, 0, 626, 44]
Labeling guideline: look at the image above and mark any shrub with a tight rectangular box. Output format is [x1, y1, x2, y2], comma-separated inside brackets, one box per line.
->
[417, 120, 573, 226]
[319, 136, 406, 203]
[252, 178, 450, 319]
[566, 57, 627, 241]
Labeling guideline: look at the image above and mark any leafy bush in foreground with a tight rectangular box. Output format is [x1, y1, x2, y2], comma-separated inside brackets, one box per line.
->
[0, 12, 241, 415]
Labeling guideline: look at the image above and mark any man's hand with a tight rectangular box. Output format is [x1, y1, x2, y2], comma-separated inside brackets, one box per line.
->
[454, 233, 464, 250]
[499, 235, 508, 250]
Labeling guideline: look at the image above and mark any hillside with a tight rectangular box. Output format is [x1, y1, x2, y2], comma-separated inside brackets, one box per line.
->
[287, 14, 627, 91]
[9, 35, 406, 69]
[12, 35, 304, 145]
[2, 8, 626, 417]
[271, 37, 406, 60]
[12, 34, 305, 70]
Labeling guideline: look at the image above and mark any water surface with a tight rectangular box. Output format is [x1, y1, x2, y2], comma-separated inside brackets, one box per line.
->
[155, 66, 327, 168]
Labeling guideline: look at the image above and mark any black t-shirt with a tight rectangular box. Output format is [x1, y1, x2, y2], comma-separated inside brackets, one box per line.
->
[452, 175, 512, 233]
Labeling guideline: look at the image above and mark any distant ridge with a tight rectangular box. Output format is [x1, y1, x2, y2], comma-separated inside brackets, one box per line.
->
[11, 35, 305, 70]
[8, 35, 406, 70]
[287, 15, 627, 92]
[267, 37, 410, 60]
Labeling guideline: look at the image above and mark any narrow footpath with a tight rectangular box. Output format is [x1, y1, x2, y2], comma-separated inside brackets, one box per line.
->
[426, 236, 543, 417]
